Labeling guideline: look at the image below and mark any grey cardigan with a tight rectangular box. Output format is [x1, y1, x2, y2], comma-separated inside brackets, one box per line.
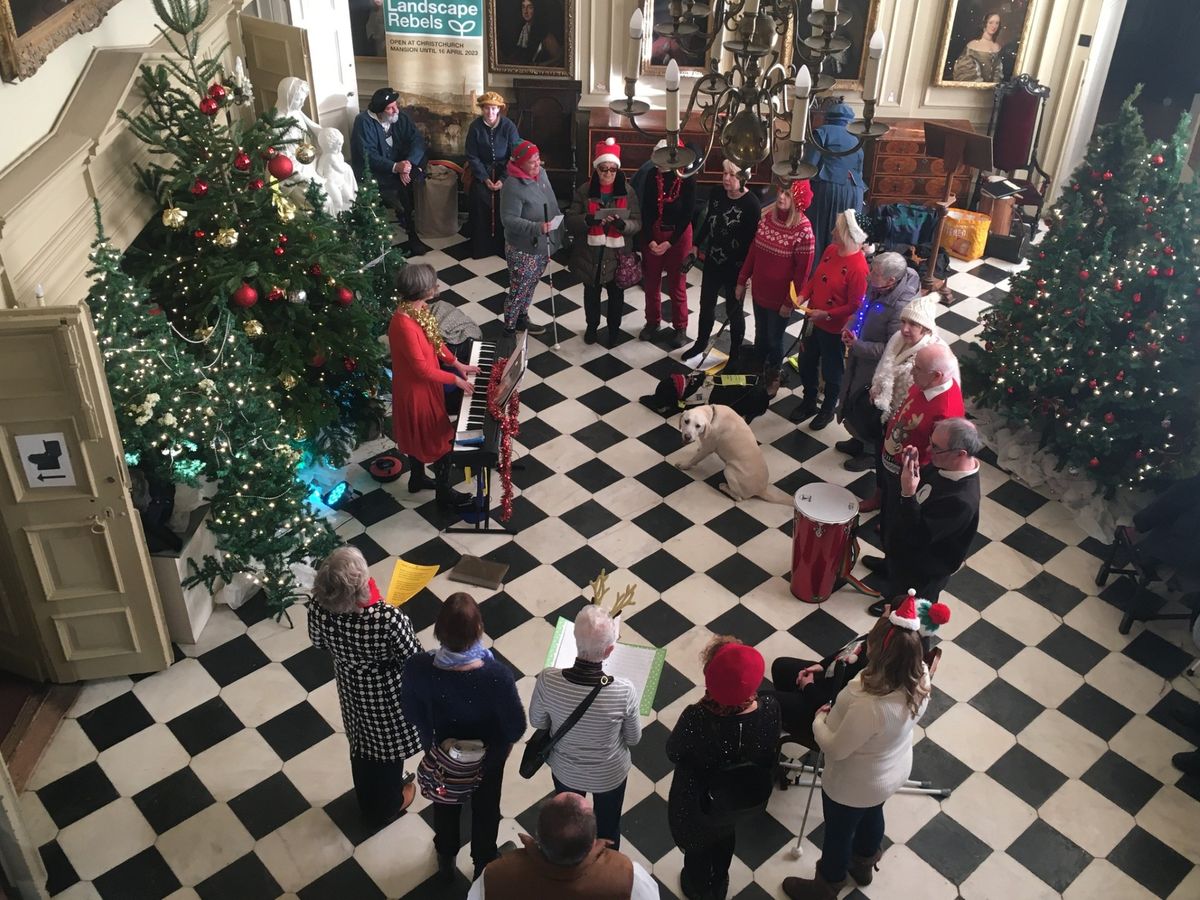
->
[838, 267, 921, 408]
[500, 168, 563, 256]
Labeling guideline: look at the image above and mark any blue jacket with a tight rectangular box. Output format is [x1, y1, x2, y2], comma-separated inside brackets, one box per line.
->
[465, 115, 521, 182]
[350, 110, 426, 186]
[804, 102, 864, 188]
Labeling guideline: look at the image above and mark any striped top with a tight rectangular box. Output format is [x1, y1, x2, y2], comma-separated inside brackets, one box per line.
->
[528, 668, 642, 792]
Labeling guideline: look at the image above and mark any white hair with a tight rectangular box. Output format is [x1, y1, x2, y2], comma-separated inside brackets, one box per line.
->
[574, 605, 619, 662]
[871, 252, 908, 282]
[312, 546, 369, 614]
[936, 417, 983, 456]
[918, 341, 960, 384]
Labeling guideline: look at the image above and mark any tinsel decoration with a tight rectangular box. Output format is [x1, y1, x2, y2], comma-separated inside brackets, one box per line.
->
[279, 372, 297, 389]
[214, 227, 239, 248]
[162, 206, 187, 229]
[243, 319, 264, 337]
[486, 357, 520, 523]
[274, 194, 297, 222]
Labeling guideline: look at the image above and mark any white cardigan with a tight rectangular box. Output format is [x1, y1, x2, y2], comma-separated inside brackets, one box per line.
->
[812, 670, 929, 808]
[869, 331, 939, 421]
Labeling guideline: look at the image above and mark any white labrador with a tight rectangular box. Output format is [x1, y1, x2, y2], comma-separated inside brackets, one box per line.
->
[676, 404, 790, 504]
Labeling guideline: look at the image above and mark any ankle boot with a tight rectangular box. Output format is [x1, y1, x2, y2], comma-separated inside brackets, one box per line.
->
[433, 459, 472, 509]
[790, 395, 819, 423]
[848, 849, 882, 886]
[781, 862, 847, 900]
[437, 853, 455, 883]
[407, 460, 436, 493]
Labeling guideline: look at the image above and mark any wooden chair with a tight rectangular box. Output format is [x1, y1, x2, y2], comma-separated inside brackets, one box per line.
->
[983, 75, 1051, 233]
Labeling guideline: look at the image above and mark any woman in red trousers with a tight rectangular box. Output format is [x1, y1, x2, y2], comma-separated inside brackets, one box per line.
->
[638, 139, 698, 349]
[388, 263, 478, 509]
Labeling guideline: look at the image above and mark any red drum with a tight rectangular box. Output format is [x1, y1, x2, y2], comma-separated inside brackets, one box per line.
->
[791, 483, 860, 603]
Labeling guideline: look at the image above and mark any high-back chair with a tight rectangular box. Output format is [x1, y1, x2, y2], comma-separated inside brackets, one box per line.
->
[986, 75, 1051, 233]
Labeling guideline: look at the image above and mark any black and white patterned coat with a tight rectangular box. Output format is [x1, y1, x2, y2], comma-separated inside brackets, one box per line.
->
[308, 602, 423, 761]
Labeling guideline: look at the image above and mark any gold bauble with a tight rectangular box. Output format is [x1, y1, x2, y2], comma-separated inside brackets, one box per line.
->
[243, 319, 264, 338]
[295, 142, 316, 164]
[293, 426, 307, 440]
[162, 207, 188, 230]
[279, 372, 298, 390]
[214, 227, 239, 248]
[194, 325, 214, 340]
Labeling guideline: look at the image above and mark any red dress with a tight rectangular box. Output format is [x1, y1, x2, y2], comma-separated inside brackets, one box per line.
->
[388, 310, 457, 464]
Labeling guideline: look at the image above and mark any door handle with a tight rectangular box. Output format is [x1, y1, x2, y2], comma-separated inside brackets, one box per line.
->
[89, 513, 108, 534]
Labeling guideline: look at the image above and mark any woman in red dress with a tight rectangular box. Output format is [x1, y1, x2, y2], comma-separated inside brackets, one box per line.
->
[388, 263, 479, 508]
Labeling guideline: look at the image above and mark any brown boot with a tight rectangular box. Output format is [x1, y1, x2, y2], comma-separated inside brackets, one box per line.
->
[848, 849, 882, 885]
[781, 863, 846, 900]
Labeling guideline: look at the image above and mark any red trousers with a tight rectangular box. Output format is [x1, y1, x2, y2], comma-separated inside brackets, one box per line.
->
[642, 224, 693, 330]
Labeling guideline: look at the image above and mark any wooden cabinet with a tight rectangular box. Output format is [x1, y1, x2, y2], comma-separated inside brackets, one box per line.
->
[512, 79, 582, 200]
[865, 119, 974, 208]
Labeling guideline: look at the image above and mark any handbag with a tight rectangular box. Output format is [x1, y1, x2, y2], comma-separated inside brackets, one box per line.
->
[417, 737, 487, 805]
[519, 676, 609, 779]
[841, 386, 883, 445]
[613, 249, 642, 290]
[700, 718, 773, 826]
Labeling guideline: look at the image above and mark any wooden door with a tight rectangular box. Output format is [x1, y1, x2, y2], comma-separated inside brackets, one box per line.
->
[284, 0, 359, 140]
[0, 305, 172, 682]
[241, 12, 316, 119]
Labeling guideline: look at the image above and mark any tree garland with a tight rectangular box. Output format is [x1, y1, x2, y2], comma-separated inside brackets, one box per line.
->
[486, 357, 520, 522]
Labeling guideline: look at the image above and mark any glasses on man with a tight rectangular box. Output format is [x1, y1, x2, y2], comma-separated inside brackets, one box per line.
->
[596, 165, 620, 174]
[928, 442, 958, 456]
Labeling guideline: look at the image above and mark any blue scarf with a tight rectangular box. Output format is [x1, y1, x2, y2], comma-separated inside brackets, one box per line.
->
[433, 640, 493, 670]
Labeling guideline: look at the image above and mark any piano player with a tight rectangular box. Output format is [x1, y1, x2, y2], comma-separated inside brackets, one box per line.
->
[388, 263, 480, 510]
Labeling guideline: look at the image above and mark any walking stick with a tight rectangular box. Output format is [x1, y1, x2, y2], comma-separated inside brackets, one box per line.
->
[490, 163, 497, 239]
[543, 203, 561, 349]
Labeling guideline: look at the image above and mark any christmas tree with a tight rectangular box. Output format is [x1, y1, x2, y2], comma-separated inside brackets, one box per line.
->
[121, 0, 399, 463]
[86, 206, 339, 616]
[966, 92, 1200, 494]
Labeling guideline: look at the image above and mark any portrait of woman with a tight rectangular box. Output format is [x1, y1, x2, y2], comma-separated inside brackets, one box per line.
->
[488, 0, 572, 76]
[935, 0, 1035, 88]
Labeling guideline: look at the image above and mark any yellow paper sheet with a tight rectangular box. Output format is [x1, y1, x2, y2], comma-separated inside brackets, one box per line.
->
[385, 559, 440, 606]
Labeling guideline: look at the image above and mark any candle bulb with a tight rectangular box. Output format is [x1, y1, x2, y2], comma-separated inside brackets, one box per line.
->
[744, 0, 760, 16]
[821, 0, 838, 13]
[863, 28, 884, 103]
[790, 65, 811, 144]
[665, 59, 681, 133]
[626, 8, 643, 82]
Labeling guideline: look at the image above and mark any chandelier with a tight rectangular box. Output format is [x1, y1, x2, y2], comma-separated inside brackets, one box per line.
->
[611, 0, 889, 178]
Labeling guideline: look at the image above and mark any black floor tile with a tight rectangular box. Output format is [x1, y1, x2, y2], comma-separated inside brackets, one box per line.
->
[436, 263, 474, 285]
[196, 852, 284, 900]
[478, 591, 534, 639]
[573, 420, 626, 454]
[258, 702, 335, 762]
[636, 460, 694, 497]
[582, 353, 632, 382]
[92, 846, 182, 900]
[553, 544, 617, 589]
[706, 554, 772, 597]
[133, 767, 215, 834]
[197, 634, 271, 688]
[325, 789, 388, 846]
[39, 840, 79, 896]
[629, 720, 675, 783]
[936, 309, 980, 336]
[509, 455, 555, 490]
[1081, 750, 1163, 815]
[578, 385, 628, 416]
[630, 548, 693, 593]
[1006, 819, 1092, 893]
[398, 588, 443, 633]
[229, 772, 311, 839]
[772, 429, 828, 464]
[37, 762, 119, 829]
[705, 507, 768, 547]
[343, 488, 404, 527]
[1037, 624, 1108, 675]
[969, 678, 1044, 734]
[231, 590, 275, 628]
[788, 609, 857, 659]
[527, 350, 572, 380]
[986, 744, 1067, 808]
[483, 541, 541, 583]
[953, 619, 1025, 669]
[1107, 825, 1193, 897]
[707, 604, 775, 648]
[908, 812, 992, 885]
[633, 503, 693, 542]
[733, 806, 800, 870]
[1059, 684, 1135, 741]
[620, 793, 676, 862]
[910, 739, 974, 792]
[1147, 691, 1200, 745]
[626, 600, 694, 646]
[920, 684, 957, 729]
[281, 644, 336, 691]
[946, 566, 1006, 611]
[517, 382, 566, 413]
[1122, 629, 1193, 680]
[297, 857, 387, 900]
[1018, 571, 1087, 616]
[347, 532, 389, 567]
[651, 661, 693, 711]
[167, 696, 244, 756]
[511, 417, 561, 450]
[503, 494, 550, 533]
[565, 457, 623, 493]
[1002, 523, 1067, 564]
[987, 480, 1047, 517]
[76, 691, 155, 752]
[639, 421, 687, 457]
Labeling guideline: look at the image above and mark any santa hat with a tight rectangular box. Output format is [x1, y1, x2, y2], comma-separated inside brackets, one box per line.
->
[511, 140, 539, 164]
[899, 294, 939, 332]
[842, 208, 867, 244]
[889, 589, 951, 637]
[594, 136, 622, 169]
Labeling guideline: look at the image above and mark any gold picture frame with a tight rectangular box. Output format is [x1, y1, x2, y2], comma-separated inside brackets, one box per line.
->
[0, 0, 124, 82]
[793, 0, 881, 91]
[933, 0, 1037, 89]
[486, 0, 574, 78]
[642, 0, 795, 78]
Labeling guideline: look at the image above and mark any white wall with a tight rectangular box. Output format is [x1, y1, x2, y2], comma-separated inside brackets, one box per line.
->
[0, 0, 162, 172]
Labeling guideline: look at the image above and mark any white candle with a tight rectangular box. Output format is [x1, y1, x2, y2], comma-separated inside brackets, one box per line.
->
[626, 8, 643, 81]
[821, 0, 838, 13]
[665, 59, 681, 133]
[863, 28, 884, 102]
[744, 0, 760, 16]
[790, 65, 811, 144]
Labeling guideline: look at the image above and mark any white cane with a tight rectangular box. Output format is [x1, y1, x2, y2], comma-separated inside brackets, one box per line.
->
[543, 202, 561, 350]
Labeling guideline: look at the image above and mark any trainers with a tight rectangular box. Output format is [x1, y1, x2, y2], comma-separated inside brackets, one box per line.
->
[810, 409, 835, 430]
[790, 397, 819, 423]
[516, 316, 546, 336]
[835, 438, 864, 456]
[639, 322, 662, 341]
[844, 454, 875, 472]
[664, 328, 688, 350]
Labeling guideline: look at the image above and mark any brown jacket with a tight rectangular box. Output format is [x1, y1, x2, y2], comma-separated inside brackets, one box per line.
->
[484, 835, 634, 900]
[564, 175, 642, 287]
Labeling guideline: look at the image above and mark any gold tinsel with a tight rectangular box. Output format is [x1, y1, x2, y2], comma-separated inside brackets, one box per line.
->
[399, 301, 444, 353]
[214, 227, 239, 248]
[243, 319, 264, 338]
[274, 194, 297, 223]
[279, 372, 298, 390]
[162, 207, 187, 229]
[295, 142, 316, 164]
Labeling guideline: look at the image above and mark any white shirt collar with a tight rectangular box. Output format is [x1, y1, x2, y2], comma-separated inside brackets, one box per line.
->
[922, 378, 954, 401]
[938, 460, 980, 481]
[368, 110, 389, 130]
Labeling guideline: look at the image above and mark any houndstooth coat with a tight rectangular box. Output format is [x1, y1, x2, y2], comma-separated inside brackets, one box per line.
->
[308, 601, 423, 761]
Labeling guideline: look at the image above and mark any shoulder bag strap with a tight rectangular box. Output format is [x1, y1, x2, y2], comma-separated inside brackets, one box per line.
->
[543, 675, 610, 753]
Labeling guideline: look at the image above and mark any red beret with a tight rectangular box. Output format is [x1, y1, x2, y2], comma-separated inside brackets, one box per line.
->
[705, 643, 765, 706]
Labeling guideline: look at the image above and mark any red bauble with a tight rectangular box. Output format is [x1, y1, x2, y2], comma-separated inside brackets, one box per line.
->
[1116, 370, 1125, 381]
[1164, 245, 1175, 255]
[1089, 169, 1100, 179]
[335, 287, 354, 306]
[278, 234, 288, 245]
[273, 246, 285, 257]
[1089, 457, 1100, 468]
[1165, 267, 1175, 277]
[1104, 412, 1115, 424]
[1036, 279, 1046, 289]
[1135, 449, 1145, 460]
[232, 283, 258, 308]
[1088, 379, 1098, 389]
[1144, 206, 1155, 215]
[1102, 170, 1113, 180]
[343, 356, 358, 372]
[198, 97, 219, 116]
[1038, 252, 1046, 259]
[1012, 296, 1024, 305]
[263, 146, 279, 159]
[207, 83, 227, 102]
[1148, 266, 1159, 277]
[1087, 349, 1095, 356]
[1054, 367, 1063, 376]
[309, 353, 326, 368]
[193, 229, 206, 240]
[1072, 184, 1080, 192]
[190, 179, 209, 197]
[1122, 311, 1132, 321]
[1151, 154, 1164, 166]
[267, 155, 294, 180]
[267, 287, 286, 302]
[1133, 293, 1142, 303]
[233, 151, 251, 171]
[1179, 334, 1188, 343]
[1079, 269, 1090, 280]
[1140, 195, 1150, 204]
[1006, 386, 1015, 394]
[308, 263, 322, 277]
[248, 178, 265, 191]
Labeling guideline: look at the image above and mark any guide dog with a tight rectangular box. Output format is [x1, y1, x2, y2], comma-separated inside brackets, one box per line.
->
[676, 404, 791, 504]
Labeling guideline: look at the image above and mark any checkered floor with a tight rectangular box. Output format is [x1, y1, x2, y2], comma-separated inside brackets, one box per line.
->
[22, 234, 1200, 900]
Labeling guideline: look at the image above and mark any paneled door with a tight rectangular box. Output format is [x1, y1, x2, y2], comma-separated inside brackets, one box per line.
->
[0, 304, 171, 682]
[283, 0, 359, 140]
[241, 12, 316, 120]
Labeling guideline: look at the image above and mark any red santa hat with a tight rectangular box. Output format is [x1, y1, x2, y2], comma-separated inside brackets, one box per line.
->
[594, 136, 622, 169]
[888, 589, 951, 638]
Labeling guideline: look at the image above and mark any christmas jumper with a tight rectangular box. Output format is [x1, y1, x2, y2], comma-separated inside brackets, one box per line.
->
[737, 211, 816, 312]
[803, 244, 868, 333]
[881, 380, 964, 473]
[387, 310, 456, 464]
[701, 190, 762, 272]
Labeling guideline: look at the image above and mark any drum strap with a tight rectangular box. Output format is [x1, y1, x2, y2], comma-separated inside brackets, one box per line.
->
[841, 533, 881, 599]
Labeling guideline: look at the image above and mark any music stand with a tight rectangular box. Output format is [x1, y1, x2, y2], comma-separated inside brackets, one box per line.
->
[922, 122, 993, 286]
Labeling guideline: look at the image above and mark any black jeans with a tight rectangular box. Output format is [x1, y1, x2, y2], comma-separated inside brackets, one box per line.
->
[432, 762, 504, 871]
[583, 282, 624, 332]
[380, 178, 418, 232]
[697, 265, 743, 350]
[681, 831, 736, 899]
[350, 755, 409, 828]
[799, 327, 846, 410]
[552, 775, 627, 849]
[817, 792, 885, 883]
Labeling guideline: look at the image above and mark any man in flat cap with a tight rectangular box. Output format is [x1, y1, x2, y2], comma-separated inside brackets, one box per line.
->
[351, 87, 429, 255]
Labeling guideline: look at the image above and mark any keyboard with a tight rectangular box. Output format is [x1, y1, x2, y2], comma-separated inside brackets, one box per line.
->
[452, 340, 498, 449]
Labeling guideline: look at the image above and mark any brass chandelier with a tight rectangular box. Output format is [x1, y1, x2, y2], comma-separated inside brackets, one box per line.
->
[611, 0, 890, 178]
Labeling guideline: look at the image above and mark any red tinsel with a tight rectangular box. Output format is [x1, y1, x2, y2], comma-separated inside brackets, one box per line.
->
[487, 357, 520, 523]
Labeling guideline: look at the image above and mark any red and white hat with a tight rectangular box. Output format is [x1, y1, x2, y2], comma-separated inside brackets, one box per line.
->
[594, 136, 621, 169]
[889, 589, 951, 637]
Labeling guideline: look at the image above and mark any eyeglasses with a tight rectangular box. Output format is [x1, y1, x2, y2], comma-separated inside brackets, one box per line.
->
[929, 443, 958, 456]
[596, 165, 619, 174]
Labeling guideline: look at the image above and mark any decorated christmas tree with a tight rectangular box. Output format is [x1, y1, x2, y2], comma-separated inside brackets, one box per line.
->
[86, 207, 338, 616]
[121, 0, 400, 462]
[967, 92, 1200, 494]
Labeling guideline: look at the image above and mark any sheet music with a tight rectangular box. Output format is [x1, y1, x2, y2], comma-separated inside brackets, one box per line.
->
[683, 347, 729, 371]
[546, 617, 665, 716]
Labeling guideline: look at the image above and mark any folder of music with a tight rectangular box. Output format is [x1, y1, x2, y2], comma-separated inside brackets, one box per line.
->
[545, 616, 665, 716]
